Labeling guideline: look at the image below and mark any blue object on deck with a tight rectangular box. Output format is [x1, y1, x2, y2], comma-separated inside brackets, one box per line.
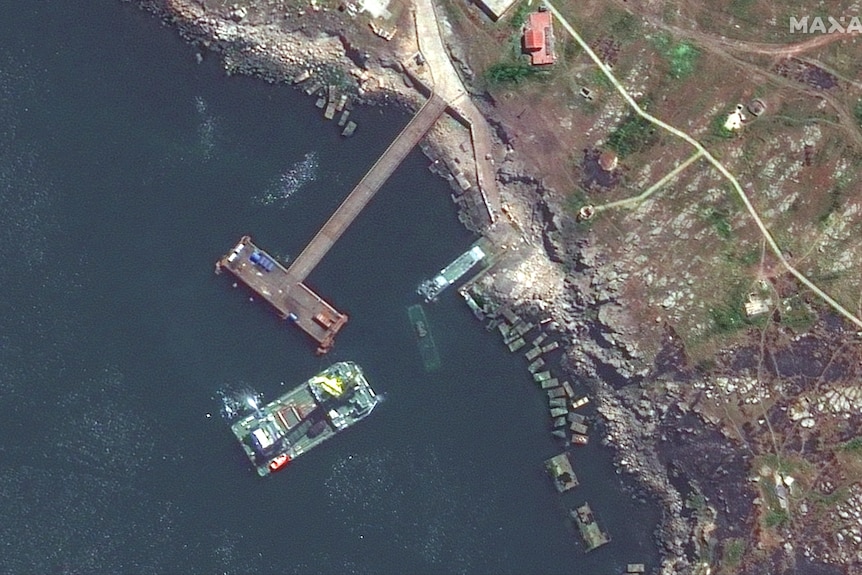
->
[288, 313, 298, 322]
[249, 251, 262, 263]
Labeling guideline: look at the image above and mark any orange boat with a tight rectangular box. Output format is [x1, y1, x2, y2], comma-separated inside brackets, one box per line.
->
[268, 454, 291, 472]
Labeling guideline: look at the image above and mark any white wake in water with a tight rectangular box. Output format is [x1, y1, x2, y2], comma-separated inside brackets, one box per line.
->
[194, 96, 218, 161]
[256, 151, 319, 207]
[216, 384, 263, 421]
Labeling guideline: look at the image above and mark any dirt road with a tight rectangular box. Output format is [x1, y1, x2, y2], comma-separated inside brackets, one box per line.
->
[412, 0, 501, 224]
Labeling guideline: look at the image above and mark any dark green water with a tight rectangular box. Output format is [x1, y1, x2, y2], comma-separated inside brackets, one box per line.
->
[0, 1, 660, 573]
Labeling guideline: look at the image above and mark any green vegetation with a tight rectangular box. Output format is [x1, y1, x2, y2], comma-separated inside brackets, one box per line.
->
[483, 62, 541, 85]
[810, 487, 849, 510]
[779, 296, 813, 330]
[591, 67, 612, 89]
[563, 38, 579, 61]
[854, 100, 862, 127]
[710, 112, 736, 139]
[566, 188, 593, 228]
[762, 454, 802, 475]
[819, 173, 851, 224]
[710, 301, 747, 333]
[764, 509, 788, 528]
[708, 283, 766, 333]
[608, 10, 639, 39]
[842, 436, 862, 453]
[319, 64, 350, 89]
[606, 114, 658, 157]
[685, 491, 707, 511]
[508, 0, 532, 30]
[720, 538, 746, 571]
[652, 34, 700, 79]
[725, 247, 759, 266]
[695, 357, 716, 373]
[704, 207, 733, 239]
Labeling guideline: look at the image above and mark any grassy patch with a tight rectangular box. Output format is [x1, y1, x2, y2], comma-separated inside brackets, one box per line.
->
[591, 67, 612, 89]
[483, 62, 541, 85]
[685, 491, 707, 512]
[762, 454, 803, 475]
[652, 34, 700, 79]
[720, 538, 746, 571]
[608, 10, 639, 40]
[710, 302, 747, 333]
[710, 112, 737, 139]
[809, 487, 849, 510]
[708, 283, 764, 334]
[818, 173, 850, 224]
[779, 295, 813, 330]
[563, 38, 579, 61]
[704, 207, 733, 239]
[606, 114, 658, 157]
[725, 246, 759, 266]
[566, 186, 590, 214]
[508, 0, 530, 30]
[842, 436, 862, 453]
[854, 100, 862, 127]
[764, 509, 788, 528]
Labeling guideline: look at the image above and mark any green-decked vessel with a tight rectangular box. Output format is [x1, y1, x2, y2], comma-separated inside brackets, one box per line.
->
[407, 304, 441, 372]
[572, 503, 611, 552]
[231, 362, 379, 476]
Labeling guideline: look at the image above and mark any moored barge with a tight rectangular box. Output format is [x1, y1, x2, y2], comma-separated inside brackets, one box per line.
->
[231, 361, 378, 476]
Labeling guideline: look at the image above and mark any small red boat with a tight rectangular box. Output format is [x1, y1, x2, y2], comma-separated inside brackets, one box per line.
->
[268, 454, 291, 472]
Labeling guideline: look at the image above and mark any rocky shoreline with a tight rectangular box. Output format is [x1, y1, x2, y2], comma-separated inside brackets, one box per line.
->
[123, 2, 756, 573]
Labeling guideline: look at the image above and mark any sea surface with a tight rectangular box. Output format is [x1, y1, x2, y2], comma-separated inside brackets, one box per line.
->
[0, 2, 660, 573]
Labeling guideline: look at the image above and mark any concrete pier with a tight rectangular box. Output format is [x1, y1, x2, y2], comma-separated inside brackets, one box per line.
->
[286, 94, 447, 283]
[217, 94, 447, 353]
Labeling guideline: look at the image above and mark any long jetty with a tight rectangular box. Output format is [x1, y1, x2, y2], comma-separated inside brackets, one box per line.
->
[286, 94, 447, 281]
[217, 94, 447, 354]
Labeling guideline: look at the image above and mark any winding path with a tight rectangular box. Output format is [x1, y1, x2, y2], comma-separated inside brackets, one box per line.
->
[543, 0, 862, 330]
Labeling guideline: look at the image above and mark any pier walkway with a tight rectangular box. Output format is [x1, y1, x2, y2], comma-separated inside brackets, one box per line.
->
[286, 93, 447, 282]
[412, 0, 501, 224]
[218, 93, 447, 354]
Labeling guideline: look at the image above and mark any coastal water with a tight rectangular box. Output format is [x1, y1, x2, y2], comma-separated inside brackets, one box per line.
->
[0, 2, 660, 573]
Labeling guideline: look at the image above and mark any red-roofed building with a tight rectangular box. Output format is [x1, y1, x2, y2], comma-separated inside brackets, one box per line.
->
[523, 11, 555, 65]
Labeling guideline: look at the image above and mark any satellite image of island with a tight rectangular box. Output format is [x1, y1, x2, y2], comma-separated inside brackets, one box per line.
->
[2, 0, 861, 573]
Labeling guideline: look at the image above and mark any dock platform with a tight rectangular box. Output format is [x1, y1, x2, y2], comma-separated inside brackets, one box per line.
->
[217, 93, 447, 354]
[216, 236, 348, 354]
